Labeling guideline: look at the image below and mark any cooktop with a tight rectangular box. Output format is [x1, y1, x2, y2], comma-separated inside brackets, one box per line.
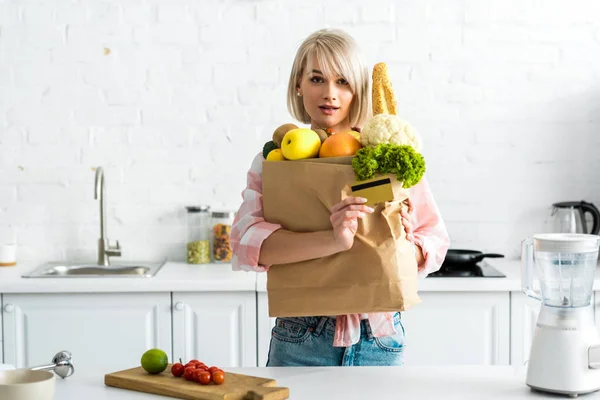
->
[427, 260, 506, 278]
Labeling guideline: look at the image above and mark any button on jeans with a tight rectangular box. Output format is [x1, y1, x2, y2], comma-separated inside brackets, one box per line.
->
[266, 312, 405, 367]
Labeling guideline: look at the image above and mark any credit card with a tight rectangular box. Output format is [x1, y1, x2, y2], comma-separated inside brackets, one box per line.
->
[350, 176, 394, 207]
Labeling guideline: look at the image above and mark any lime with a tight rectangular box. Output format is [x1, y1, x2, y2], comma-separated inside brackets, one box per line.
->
[141, 348, 168, 374]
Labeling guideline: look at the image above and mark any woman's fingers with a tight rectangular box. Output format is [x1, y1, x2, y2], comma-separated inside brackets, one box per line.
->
[342, 219, 357, 228]
[404, 198, 414, 213]
[400, 207, 414, 242]
[330, 197, 368, 214]
[401, 209, 412, 228]
[331, 210, 364, 227]
[403, 221, 414, 242]
[333, 205, 373, 215]
[330, 205, 374, 224]
[329, 199, 375, 236]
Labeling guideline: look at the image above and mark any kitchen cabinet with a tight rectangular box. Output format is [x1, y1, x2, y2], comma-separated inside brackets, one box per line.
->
[401, 292, 510, 366]
[0, 298, 2, 363]
[509, 291, 541, 367]
[257, 292, 275, 367]
[1, 293, 171, 375]
[256, 291, 510, 366]
[172, 292, 257, 368]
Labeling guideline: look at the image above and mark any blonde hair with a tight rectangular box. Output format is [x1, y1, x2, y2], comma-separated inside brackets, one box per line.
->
[287, 28, 370, 129]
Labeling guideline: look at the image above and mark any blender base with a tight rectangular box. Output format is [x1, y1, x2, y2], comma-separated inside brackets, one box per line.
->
[528, 383, 597, 398]
[526, 305, 600, 397]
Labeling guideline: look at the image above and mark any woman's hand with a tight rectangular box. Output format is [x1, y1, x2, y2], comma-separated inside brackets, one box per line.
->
[400, 209, 414, 242]
[401, 198, 414, 242]
[401, 198, 425, 270]
[330, 197, 374, 251]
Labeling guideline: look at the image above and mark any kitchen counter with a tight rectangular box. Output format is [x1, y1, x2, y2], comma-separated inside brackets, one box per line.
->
[0, 258, 596, 294]
[0, 262, 256, 293]
[255, 258, 525, 292]
[54, 366, 593, 399]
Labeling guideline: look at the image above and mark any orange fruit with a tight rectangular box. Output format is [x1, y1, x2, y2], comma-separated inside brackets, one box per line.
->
[318, 132, 363, 158]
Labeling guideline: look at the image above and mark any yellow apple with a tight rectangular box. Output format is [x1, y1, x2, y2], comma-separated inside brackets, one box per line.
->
[347, 130, 361, 141]
[266, 148, 286, 161]
[280, 128, 321, 160]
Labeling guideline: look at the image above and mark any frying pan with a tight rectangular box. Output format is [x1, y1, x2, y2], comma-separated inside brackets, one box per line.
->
[444, 249, 504, 265]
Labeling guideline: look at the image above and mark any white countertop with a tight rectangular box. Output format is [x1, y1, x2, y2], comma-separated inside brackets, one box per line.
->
[255, 258, 525, 292]
[53, 366, 595, 399]
[0, 262, 257, 293]
[2, 258, 599, 294]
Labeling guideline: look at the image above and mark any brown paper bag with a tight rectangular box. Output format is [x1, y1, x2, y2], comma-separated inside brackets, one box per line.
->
[262, 156, 421, 317]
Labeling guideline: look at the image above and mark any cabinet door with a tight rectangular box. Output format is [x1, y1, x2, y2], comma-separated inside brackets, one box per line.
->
[2, 293, 171, 375]
[172, 292, 256, 367]
[510, 291, 542, 366]
[0, 295, 3, 364]
[400, 292, 510, 366]
[257, 292, 275, 367]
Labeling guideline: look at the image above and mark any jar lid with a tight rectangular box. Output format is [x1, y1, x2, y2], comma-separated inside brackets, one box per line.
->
[533, 233, 600, 253]
[212, 211, 236, 219]
[186, 205, 210, 213]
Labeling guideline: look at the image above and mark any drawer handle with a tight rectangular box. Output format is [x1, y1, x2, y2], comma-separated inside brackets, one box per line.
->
[4, 304, 14, 313]
[174, 302, 184, 311]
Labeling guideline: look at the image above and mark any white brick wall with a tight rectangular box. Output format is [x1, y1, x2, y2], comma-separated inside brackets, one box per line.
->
[1, 0, 600, 264]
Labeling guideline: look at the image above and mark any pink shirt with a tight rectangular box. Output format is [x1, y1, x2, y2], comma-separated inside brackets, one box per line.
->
[231, 152, 450, 347]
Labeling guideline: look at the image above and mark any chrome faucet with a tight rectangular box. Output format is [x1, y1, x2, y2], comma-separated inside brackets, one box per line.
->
[94, 167, 121, 266]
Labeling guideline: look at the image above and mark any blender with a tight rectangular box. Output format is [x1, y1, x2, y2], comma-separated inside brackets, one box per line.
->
[522, 233, 600, 396]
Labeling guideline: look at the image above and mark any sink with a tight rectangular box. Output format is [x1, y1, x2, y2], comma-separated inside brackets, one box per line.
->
[22, 260, 166, 278]
[22, 167, 168, 279]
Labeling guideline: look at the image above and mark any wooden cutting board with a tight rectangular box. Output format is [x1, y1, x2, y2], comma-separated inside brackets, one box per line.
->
[105, 366, 289, 400]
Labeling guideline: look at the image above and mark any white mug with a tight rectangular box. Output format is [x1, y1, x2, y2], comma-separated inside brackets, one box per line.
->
[0, 244, 17, 266]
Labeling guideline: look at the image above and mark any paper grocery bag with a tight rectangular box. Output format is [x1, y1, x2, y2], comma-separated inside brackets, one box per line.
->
[262, 156, 421, 317]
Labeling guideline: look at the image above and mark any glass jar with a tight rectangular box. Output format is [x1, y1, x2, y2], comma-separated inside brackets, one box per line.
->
[185, 205, 211, 264]
[211, 211, 235, 263]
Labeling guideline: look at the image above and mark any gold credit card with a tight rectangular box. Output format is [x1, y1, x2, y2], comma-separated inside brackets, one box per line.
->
[350, 176, 394, 207]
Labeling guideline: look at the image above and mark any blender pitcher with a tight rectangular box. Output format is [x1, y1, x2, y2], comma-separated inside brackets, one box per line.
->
[522, 233, 600, 396]
[522, 233, 599, 308]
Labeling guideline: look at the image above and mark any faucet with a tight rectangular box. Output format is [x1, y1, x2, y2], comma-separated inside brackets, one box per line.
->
[94, 167, 121, 266]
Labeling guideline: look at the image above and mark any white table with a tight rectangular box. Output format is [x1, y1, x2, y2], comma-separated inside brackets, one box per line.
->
[54, 366, 593, 399]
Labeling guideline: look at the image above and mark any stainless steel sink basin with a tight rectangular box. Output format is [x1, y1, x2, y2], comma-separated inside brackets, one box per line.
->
[22, 261, 166, 278]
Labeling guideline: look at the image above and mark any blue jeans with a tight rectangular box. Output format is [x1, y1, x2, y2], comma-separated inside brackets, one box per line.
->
[266, 312, 405, 366]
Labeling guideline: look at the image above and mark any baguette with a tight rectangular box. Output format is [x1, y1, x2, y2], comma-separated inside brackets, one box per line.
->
[372, 62, 397, 116]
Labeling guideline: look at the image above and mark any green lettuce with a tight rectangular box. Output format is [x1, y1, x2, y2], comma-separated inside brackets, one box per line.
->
[351, 144, 426, 188]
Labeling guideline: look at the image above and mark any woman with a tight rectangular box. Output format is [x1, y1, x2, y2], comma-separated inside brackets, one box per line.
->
[231, 28, 450, 366]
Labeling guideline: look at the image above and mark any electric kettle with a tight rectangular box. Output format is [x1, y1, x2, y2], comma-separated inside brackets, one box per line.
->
[551, 201, 600, 235]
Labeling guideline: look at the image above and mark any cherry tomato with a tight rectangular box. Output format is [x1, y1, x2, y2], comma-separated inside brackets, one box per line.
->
[184, 362, 196, 369]
[171, 363, 184, 377]
[189, 359, 200, 364]
[208, 366, 220, 374]
[212, 370, 225, 385]
[183, 366, 196, 381]
[193, 369, 205, 383]
[198, 371, 211, 385]
[196, 364, 209, 371]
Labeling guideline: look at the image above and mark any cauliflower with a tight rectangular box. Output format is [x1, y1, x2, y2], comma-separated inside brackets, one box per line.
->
[360, 113, 422, 152]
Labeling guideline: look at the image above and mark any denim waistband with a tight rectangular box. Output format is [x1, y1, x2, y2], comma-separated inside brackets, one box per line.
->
[276, 312, 401, 340]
